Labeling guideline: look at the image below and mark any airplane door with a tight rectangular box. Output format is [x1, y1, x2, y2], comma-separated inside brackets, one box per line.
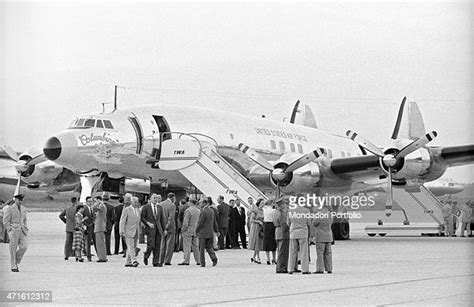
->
[127, 113, 144, 154]
[151, 115, 172, 159]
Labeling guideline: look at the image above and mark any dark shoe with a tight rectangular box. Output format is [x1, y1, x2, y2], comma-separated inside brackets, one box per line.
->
[302, 272, 311, 275]
[125, 264, 133, 267]
[76, 258, 84, 262]
[293, 269, 301, 273]
[327, 271, 332, 274]
[153, 264, 160, 267]
[178, 262, 189, 266]
[87, 258, 92, 262]
[276, 270, 288, 274]
[144, 256, 148, 266]
[212, 259, 218, 267]
[272, 260, 276, 265]
[267, 261, 271, 265]
[64, 257, 68, 260]
[255, 260, 261, 264]
[196, 263, 201, 266]
[12, 268, 19, 272]
[313, 271, 323, 274]
[250, 258, 255, 263]
[122, 254, 126, 258]
[164, 263, 172, 266]
[96, 259, 108, 263]
[288, 271, 293, 275]
[107, 253, 112, 256]
[132, 261, 139, 267]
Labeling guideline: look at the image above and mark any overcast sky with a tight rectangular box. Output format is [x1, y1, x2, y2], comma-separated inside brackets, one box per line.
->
[0, 1, 472, 182]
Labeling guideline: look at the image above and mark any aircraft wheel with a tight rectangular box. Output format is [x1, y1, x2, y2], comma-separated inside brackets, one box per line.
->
[332, 220, 350, 240]
[378, 233, 387, 237]
[367, 233, 376, 237]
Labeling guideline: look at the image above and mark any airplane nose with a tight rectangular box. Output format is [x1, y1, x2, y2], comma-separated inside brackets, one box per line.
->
[43, 137, 61, 161]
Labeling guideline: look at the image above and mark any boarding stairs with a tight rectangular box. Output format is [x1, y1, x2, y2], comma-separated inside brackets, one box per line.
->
[365, 185, 444, 236]
[156, 134, 267, 209]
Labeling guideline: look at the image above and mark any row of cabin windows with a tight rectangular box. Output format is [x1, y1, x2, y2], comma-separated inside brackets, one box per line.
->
[269, 140, 354, 158]
[69, 118, 114, 129]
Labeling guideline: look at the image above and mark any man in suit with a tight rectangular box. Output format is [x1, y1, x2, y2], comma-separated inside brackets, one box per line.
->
[120, 195, 141, 267]
[217, 195, 231, 250]
[196, 199, 219, 267]
[102, 192, 115, 256]
[232, 199, 247, 249]
[59, 197, 77, 260]
[2, 199, 12, 243]
[159, 192, 177, 265]
[179, 199, 200, 265]
[0, 199, 4, 243]
[313, 205, 333, 274]
[114, 196, 127, 254]
[3, 194, 28, 272]
[83, 196, 96, 261]
[92, 196, 108, 262]
[287, 203, 311, 275]
[441, 201, 454, 237]
[141, 193, 164, 266]
[460, 201, 472, 237]
[227, 199, 236, 249]
[274, 198, 290, 274]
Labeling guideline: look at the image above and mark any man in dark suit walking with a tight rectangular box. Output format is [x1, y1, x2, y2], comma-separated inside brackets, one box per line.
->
[159, 192, 177, 265]
[196, 199, 219, 267]
[102, 192, 115, 256]
[227, 199, 236, 249]
[217, 195, 230, 250]
[232, 199, 247, 249]
[59, 197, 77, 260]
[114, 196, 127, 254]
[141, 193, 164, 266]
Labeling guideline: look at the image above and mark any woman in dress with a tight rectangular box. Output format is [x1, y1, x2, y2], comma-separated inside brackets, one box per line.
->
[73, 205, 87, 262]
[262, 199, 277, 265]
[248, 198, 264, 264]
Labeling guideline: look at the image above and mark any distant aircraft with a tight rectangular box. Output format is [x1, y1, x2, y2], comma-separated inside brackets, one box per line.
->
[35, 96, 473, 239]
[424, 180, 464, 196]
[0, 145, 80, 198]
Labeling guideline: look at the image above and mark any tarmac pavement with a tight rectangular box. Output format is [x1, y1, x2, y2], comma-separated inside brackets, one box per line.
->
[0, 212, 472, 305]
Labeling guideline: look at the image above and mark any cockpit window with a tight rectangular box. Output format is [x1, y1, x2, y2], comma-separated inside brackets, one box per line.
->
[67, 117, 114, 129]
[84, 119, 95, 127]
[69, 119, 78, 128]
[103, 120, 114, 129]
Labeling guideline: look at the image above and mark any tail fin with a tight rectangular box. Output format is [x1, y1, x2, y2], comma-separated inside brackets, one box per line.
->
[391, 97, 426, 140]
[289, 100, 318, 129]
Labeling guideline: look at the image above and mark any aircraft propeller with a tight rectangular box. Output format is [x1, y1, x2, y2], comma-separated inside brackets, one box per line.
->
[1, 145, 47, 197]
[345, 109, 438, 217]
[238, 143, 324, 198]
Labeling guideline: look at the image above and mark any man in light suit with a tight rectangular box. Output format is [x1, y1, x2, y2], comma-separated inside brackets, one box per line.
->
[313, 205, 333, 274]
[179, 199, 200, 265]
[120, 195, 140, 267]
[196, 199, 219, 267]
[141, 193, 164, 267]
[83, 196, 96, 261]
[59, 197, 77, 260]
[460, 201, 472, 237]
[217, 196, 231, 250]
[159, 192, 177, 265]
[3, 194, 28, 272]
[287, 203, 311, 274]
[274, 198, 290, 274]
[92, 196, 108, 262]
[441, 201, 454, 237]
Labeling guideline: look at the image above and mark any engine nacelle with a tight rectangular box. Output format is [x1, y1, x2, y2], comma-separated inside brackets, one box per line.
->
[278, 162, 321, 194]
[390, 147, 431, 182]
[18, 147, 44, 177]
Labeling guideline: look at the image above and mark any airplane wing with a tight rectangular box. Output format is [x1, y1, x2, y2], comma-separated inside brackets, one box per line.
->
[329, 144, 474, 182]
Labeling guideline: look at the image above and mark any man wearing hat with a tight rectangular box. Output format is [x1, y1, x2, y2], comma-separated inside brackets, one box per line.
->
[274, 197, 290, 273]
[3, 194, 28, 272]
[59, 197, 78, 260]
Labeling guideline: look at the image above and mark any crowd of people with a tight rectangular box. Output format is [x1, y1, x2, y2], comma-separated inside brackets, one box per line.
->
[54, 192, 335, 274]
[2, 191, 472, 274]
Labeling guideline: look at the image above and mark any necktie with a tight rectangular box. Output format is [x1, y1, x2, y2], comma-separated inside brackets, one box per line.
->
[153, 204, 157, 218]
